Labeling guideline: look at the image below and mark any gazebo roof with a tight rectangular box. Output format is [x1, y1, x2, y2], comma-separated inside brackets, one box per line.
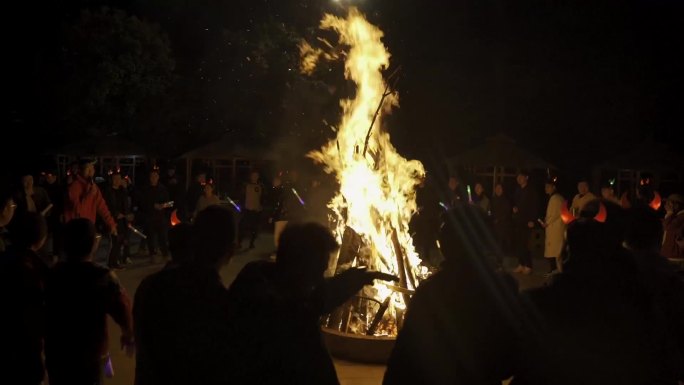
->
[449, 134, 555, 169]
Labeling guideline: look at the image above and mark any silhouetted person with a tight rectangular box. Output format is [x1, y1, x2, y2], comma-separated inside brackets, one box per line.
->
[446, 175, 466, 206]
[624, 204, 684, 382]
[13, 172, 51, 221]
[140, 168, 171, 258]
[512, 203, 680, 385]
[0, 187, 17, 252]
[41, 169, 65, 259]
[238, 170, 263, 249]
[384, 204, 519, 385]
[0, 212, 49, 385]
[185, 170, 206, 216]
[491, 182, 513, 255]
[412, 176, 440, 264]
[228, 222, 395, 385]
[303, 176, 331, 227]
[512, 171, 539, 274]
[662, 194, 684, 260]
[104, 169, 131, 268]
[134, 206, 236, 385]
[45, 218, 134, 385]
[271, 171, 307, 248]
[165, 222, 194, 268]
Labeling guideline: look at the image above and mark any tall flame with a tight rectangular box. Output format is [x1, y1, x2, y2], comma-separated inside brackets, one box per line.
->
[304, 8, 425, 327]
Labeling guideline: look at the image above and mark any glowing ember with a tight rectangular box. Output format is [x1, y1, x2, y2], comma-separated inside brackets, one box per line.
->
[302, 8, 426, 336]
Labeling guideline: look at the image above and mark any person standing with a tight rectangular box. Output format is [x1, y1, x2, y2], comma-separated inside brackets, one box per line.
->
[185, 170, 206, 217]
[271, 172, 305, 249]
[140, 168, 171, 259]
[472, 182, 490, 213]
[193, 178, 220, 219]
[491, 183, 513, 258]
[542, 177, 566, 276]
[571, 178, 597, 215]
[134, 206, 236, 385]
[239, 171, 263, 249]
[446, 175, 465, 206]
[41, 169, 65, 259]
[0, 212, 50, 385]
[662, 193, 684, 260]
[45, 219, 134, 385]
[512, 171, 539, 275]
[600, 179, 621, 206]
[104, 170, 131, 269]
[15, 173, 52, 218]
[63, 159, 117, 237]
[164, 167, 187, 223]
[269, 175, 286, 249]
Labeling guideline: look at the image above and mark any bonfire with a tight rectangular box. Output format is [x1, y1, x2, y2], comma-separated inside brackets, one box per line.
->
[301, 7, 426, 337]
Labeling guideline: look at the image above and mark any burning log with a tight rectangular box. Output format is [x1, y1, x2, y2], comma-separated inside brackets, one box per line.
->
[366, 295, 391, 335]
[390, 228, 413, 306]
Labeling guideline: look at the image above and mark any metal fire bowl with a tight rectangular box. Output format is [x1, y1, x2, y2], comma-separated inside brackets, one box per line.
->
[322, 327, 396, 364]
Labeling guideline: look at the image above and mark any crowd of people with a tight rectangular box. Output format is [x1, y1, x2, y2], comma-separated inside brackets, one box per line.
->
[1, 160, 683, 385]
[414, 171, 684, 274]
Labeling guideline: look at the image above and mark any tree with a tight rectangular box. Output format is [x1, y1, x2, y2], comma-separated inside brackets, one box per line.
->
[58, 7, 175, 139]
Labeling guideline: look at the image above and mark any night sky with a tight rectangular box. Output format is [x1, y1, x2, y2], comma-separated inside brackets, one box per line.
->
[5, 0, 683, 177]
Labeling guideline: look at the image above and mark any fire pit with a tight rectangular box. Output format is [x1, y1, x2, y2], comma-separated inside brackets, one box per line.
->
[322, 327, 396, 364]
[301, 8, 428, 362]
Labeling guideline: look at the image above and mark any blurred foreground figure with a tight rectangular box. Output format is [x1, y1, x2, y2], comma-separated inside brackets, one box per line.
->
[512, 201, 681, 385]
[384, 204, 520, 385]
[0, 212, 49, 385]
[134, 206, 236, 385]
[228, 222, 396, 385]
[45, 218, 133, 385]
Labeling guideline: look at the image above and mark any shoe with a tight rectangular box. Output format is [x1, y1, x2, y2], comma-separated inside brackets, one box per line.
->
[512, 265, 524, 273]
[521, 266, 533, 275]
[249, 243, 256, 249]
[544, 269, 559, 278]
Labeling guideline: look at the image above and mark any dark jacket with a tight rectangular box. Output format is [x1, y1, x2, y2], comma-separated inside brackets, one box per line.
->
[45, 261, 133, 385]
[272, 184, 306, 222]
[227, 261, 339, 385]
[134, 266, 234, 385]
[104, 186, 129, 219]
[140, 184, 170, 222]
[384, 261, 519, 385]
[512, 252, 680, 385]
[491, 195, 512, 226]
[513, 185, 539, 225]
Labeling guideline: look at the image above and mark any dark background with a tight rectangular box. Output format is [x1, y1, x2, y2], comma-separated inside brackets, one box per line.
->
[4, 0, 683, 180]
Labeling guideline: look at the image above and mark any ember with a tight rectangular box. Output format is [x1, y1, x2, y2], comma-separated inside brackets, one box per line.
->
[302, 8, 427, 339]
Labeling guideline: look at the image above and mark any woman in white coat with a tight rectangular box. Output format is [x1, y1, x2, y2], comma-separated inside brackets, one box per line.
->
[542, 178, 566, 276]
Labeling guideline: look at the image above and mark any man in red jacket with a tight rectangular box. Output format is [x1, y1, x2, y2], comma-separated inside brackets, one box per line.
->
[64, 159, 117, 236]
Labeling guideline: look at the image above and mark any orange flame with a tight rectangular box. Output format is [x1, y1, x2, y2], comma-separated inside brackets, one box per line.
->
[303, 8, 425, 333]
[560, 200, 576, 224]
[170, 209, 180, 227]
[594, 203, 607, 223]
[649, 192, 661, 211]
